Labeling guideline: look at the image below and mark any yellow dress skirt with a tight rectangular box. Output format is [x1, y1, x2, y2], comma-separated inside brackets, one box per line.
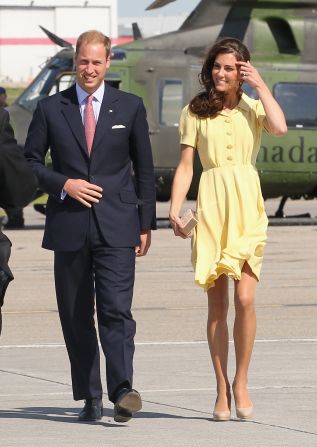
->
[179, 94, 269, 290]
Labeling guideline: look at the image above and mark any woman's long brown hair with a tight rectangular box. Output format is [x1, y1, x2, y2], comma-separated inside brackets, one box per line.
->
[189, 38, 250, 118]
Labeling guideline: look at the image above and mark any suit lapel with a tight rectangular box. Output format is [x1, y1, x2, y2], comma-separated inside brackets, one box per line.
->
[92, 83, 119, 151]
[60, 85, 88, 157]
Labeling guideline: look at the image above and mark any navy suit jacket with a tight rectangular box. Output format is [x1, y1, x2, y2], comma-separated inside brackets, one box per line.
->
[25, 83, 156, 251]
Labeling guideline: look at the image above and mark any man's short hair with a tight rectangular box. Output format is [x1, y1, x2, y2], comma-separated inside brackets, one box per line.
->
[75, 30, 111, 57]
[0, 87, 6, 95]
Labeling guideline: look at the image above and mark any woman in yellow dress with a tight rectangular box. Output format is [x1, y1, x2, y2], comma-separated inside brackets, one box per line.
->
[169, 38, 287, 421]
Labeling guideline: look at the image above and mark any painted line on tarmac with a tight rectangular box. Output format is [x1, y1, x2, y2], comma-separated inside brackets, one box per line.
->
[0, 392, 73, 397]
[3, 310, 57, 314]
[140, 385, 317, 393]
[0, 338, 317, 349]
[1, 384, 317, 398]
[137, 338, 317, 345]
[2, 302, 317, 314]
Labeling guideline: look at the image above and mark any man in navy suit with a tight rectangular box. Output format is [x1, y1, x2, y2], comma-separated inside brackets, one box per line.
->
[25, 30, 156, 423]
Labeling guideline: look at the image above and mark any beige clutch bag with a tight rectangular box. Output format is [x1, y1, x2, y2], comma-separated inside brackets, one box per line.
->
[180, 209, 198, 236]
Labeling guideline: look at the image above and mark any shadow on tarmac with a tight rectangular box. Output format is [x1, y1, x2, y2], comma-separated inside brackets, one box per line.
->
[0, 407, 125, 427]
[1, 406, 317, 438]
[0, 405, 212, 424]
[1, 397, 317, 440]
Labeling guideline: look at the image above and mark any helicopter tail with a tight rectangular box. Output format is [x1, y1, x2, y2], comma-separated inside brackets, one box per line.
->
[132, 22, 143, 40]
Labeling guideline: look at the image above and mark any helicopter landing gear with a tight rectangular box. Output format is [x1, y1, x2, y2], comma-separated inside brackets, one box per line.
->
[271, 196, 311, 218]
[274, 196, 288, 218]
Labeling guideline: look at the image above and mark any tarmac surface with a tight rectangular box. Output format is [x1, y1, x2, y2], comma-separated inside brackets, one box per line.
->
[1, 199, 317, 447]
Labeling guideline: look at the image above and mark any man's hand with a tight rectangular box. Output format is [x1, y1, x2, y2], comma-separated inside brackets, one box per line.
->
[63, 179, 103, 208]
[135, 230, 151, 257]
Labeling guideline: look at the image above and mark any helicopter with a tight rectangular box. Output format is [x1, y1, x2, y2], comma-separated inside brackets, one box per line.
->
[7, 0, 317, 218]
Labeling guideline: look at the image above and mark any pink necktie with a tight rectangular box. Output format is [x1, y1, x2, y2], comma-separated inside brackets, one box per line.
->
[84, 95, 96, 155]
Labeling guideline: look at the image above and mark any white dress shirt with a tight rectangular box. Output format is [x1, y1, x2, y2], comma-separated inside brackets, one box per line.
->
[61, 82, 105, 199]
[76, 82, 105, 124]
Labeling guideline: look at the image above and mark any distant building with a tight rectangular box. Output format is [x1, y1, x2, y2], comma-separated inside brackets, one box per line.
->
[118, 13, 189, 38]
[0, 0, 119, 85]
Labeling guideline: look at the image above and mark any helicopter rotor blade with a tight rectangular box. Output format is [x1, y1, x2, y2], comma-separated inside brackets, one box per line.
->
[146, 0, 176, 10]
[39, 25, 73, 48]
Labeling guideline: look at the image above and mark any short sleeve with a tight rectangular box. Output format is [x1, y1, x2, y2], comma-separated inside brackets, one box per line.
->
[179, 105, 198, 148]
[255, 99, 266, 128]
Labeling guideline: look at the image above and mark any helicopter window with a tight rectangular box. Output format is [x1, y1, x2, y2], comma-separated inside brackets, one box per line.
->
[159, 79, 183, 127]
[105, 80, 121, 89]
[242, 84, 259, 99]
[17, 66, 53, 112]
[264, 17, 299, 55]
[50, 73, 76, 95]
[274, 83, 317, 128]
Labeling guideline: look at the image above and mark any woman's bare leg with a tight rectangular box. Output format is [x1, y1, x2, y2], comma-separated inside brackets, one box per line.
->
[207, 275, 231, 413]
[233, 262, 257, 409]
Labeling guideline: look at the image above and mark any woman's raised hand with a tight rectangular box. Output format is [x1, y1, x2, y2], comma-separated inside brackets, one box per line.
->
[237, 61, 265, 90]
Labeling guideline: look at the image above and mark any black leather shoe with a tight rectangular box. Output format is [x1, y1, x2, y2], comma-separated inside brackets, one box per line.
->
[78, 397, 103, 421]
[114, 388, 142, 423]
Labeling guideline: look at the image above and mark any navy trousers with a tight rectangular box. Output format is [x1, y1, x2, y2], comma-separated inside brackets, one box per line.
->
[54, 211, 136, 402]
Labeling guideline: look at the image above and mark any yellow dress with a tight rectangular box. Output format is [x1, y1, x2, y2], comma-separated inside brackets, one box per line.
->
[179, 93, 269, 290]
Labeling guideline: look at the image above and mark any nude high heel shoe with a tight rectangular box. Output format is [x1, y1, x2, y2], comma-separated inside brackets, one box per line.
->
[213, 387, 231, 421]
[236, 405, 253, 420]
[213, 409, 231, 422]
[232, 381, 253, 420]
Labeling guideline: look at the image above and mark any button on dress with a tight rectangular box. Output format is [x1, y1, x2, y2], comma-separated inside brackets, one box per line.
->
[179, 93, 269, 290]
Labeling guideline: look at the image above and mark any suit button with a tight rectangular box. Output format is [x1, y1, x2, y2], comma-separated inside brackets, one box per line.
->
[226, 132, 232, 136]
[225, 119, 231, 123]
[227, 156, 233, 161]
[227, 144, 233, 149]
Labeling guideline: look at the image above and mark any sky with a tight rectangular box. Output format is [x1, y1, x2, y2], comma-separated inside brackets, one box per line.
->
[117, 0, 198, 17]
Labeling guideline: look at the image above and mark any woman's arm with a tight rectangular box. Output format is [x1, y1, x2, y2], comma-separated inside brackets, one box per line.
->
[169, 144, 195, 238]
[238, 61, 287, 136]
